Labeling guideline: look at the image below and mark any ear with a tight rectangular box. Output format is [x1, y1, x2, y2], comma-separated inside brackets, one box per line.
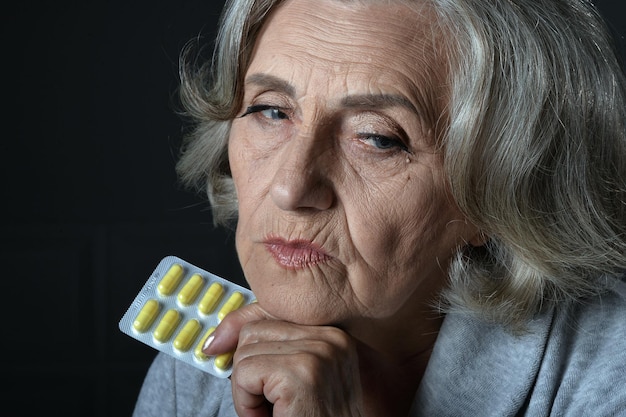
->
[468, 229, 489, 247]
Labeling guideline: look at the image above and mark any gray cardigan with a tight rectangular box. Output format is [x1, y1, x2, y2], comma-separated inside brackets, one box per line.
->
[133, 276, 626, 417]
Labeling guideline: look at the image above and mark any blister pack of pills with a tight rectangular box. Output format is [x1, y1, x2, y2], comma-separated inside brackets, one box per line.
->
[118, 255, 255, 378]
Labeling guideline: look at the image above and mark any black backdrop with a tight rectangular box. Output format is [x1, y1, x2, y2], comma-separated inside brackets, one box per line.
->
[2, 1, 624, 416]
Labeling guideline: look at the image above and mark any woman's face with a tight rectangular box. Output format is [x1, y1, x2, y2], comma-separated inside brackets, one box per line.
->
[229, 0, 480, 330]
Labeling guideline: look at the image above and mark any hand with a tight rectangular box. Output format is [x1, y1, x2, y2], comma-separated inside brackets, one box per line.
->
[203, 303, 365, 417]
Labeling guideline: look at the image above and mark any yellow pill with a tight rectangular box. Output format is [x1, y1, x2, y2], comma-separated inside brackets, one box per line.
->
[132, 299, 161, 332]
[198, 282, 224, 314]
[173, 319, 202, 352]
[217, 291, 245, 321]
[153, 309, 181, 342]
[177, 273, 204, 306]
[215, 351, 234, 370]
[194, 327, 216, 361]
[157, 263, 184, 296]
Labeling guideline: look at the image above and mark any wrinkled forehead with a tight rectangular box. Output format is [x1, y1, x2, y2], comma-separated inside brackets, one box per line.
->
[257, 0, 442, 50]
[246, 0, 449, 127]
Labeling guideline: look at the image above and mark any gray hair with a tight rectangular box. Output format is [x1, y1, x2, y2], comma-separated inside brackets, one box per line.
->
[175, 0, 626, 328]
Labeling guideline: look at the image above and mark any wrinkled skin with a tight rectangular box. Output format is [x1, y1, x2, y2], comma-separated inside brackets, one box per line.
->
[204, 0, 483, 415]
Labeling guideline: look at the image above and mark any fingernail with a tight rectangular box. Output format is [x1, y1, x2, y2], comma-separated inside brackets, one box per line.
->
[202, 335, 215, 353]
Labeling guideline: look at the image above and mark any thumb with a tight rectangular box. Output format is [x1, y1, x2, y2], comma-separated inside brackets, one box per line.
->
[202, 301, 274, 355]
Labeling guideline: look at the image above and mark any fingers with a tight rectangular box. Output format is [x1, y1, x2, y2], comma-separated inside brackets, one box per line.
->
[230, 323, 363, 417]
[237, 320, 353, 354]
[201, 303, 365, 416]
[202, 302, 276, 355]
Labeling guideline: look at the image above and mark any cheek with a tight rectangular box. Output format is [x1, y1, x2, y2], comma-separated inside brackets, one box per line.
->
[229, 130, 264, 210]
[229, 131, 256, 257]
[228, 129, 244, 186]
[347, 173, 465, 274]
[229, 122, 285, 194]
[343, 197, 465, 317]
[348, 202, 432, 273]
[228, 127, 253, 185]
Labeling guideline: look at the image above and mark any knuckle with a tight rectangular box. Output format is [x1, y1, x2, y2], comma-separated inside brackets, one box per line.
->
[238, 320, 261, 345]
[324, 326, 355, 353]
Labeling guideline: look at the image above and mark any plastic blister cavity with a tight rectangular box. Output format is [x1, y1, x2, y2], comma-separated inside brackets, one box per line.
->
[118, 255, 255, 378]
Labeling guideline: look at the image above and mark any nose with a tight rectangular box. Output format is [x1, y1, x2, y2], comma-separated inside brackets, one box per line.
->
[269, 131, 335, 212]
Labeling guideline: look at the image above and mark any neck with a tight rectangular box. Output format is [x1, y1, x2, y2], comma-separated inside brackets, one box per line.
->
[357, 339, 435, 416]
[346, 309, 443, 416]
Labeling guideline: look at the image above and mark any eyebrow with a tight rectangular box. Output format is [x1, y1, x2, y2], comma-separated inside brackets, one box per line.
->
[244, 72, 418, 114]
[245, 73, 296, 97]
[341, 94, 418, 114]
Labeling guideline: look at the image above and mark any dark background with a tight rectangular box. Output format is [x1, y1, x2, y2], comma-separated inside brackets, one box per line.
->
[2, 1, 625, 416]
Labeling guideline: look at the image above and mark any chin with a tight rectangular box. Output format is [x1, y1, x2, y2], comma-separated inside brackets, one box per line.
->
[254, 289, 344, 326]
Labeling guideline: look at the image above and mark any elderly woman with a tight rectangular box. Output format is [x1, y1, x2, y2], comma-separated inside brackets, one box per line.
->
[132, 0, 626, 415]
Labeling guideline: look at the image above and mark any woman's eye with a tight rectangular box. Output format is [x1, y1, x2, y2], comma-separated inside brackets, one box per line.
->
[360, 134, 408, 152]
[241, 105, 289, 121]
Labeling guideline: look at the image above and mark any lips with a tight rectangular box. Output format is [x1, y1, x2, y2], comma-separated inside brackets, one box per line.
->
[263, 238, 331, 269]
